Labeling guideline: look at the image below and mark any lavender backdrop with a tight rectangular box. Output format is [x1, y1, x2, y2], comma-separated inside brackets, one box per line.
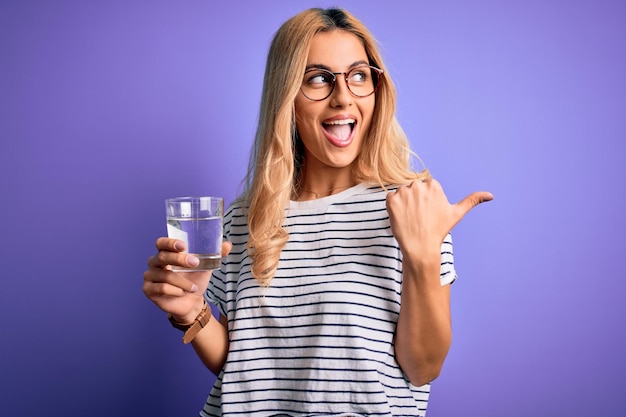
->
[1, 1, 624, 416]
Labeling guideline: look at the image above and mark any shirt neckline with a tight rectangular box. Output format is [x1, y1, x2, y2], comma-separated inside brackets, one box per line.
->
[288, 183, 370, 211]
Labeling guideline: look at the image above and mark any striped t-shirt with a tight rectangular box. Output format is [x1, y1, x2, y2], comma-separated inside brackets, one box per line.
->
[203, 183, 456, 417]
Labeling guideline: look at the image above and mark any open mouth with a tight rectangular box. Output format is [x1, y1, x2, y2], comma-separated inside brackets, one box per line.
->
[322, 118, 356, 146]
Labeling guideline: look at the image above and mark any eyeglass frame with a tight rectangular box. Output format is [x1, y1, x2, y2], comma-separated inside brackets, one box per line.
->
[300, 65, 384, 101]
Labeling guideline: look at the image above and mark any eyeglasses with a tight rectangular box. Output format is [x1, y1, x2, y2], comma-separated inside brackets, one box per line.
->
[300, 65, 384, 101]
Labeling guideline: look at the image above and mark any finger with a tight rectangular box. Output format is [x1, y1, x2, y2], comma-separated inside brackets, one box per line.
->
[144, 269, 200, 294]
[455, 191, 494, 217]
[143, 280, 187, 298]
[155, 237, 186, 252]
[407, 176, 435, 191]
[148, 250, 200, 269]
[386, 182, 414, 212]
[390, 181, 414, 198]
[221, 241, 233, 257]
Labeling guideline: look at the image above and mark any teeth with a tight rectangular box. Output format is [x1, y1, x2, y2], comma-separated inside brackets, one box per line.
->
[323, 118, 355, 125]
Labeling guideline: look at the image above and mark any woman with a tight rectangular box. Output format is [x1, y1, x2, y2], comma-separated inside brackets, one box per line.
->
[143, 7, 492, 416]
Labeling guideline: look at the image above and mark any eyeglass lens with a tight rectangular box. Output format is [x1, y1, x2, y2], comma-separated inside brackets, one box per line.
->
[301, 66, 381, 101]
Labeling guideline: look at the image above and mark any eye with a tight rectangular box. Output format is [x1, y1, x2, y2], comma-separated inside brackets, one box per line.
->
[305, 70, 334, 87]
[348, 67, 369, 84]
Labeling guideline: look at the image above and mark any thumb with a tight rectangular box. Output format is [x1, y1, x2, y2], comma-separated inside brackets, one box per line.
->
[455, 191, 494, 217]
[221, 241, 233, 257]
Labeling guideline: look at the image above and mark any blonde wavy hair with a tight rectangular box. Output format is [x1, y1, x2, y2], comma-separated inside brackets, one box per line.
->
[243, 7, 428, 286]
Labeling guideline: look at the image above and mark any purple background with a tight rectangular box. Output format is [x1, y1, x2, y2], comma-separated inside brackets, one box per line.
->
[1, 1, 625, 416]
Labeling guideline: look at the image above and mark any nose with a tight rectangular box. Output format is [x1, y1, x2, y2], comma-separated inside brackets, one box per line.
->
[329, 75, 353, 108]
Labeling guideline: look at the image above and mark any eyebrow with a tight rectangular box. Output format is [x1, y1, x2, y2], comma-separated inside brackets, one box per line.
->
[305, 60, 370, 72]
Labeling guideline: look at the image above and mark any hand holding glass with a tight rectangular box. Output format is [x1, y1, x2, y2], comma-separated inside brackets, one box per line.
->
[165, 196, 224, 271]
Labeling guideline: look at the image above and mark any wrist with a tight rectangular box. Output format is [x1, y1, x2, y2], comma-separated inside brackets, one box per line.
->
[402, 248, 440, 268]
[172, 298, 205, 325]
[402, 250, 441, 281]
[168, 298, 213, 344]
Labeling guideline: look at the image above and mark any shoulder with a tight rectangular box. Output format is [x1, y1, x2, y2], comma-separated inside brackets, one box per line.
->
[347, 183, 390, 203]
[222, 198, 250, 239]
[224, 197, 248, 222]
[332, 183, 396, 212]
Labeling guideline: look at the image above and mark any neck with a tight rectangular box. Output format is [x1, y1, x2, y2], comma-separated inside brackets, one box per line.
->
[294, 158, 358, 201]
[295, 168, 357, 201]
[298, 183, 355, 200]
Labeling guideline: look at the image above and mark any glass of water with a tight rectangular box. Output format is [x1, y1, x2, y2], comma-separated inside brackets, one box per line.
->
[165, 196, 224, 271]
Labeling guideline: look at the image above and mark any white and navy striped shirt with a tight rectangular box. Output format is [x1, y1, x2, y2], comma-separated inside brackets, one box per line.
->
[203, 183, 456, 417]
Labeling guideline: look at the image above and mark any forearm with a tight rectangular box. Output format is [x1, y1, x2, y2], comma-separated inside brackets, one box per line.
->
[172, 299, 229, 376]
[190, 313, 229, 375]
[395, 256, 452, 386]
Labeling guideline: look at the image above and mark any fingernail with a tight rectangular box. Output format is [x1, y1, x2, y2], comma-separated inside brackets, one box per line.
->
[174, 241, 184, 251]
[187, 255, 199, 267]
[190, 284, 199, 293]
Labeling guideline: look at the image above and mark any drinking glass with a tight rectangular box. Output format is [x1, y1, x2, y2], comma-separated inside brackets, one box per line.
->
[165, 196, 224, 271]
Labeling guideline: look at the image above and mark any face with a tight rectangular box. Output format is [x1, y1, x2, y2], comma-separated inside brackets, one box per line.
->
[294, 30, 375, 179]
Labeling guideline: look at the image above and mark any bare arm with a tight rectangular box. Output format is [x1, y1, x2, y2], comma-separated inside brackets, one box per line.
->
[189, 313, 229, 375]
[386, 179, 492, 386]
[143, 237, 231, 375]
[394, 253, 452, 386]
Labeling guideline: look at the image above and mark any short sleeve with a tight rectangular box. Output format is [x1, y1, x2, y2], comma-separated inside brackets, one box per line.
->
[206, 269, 227, 317]
[440, 233, 457, 286]
[205, 205, 234, 318]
